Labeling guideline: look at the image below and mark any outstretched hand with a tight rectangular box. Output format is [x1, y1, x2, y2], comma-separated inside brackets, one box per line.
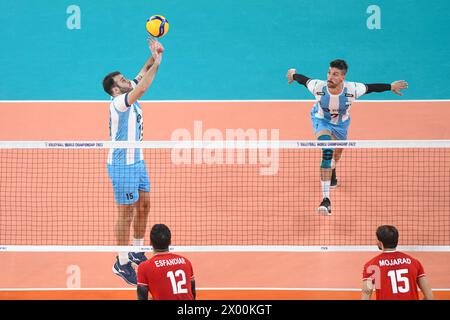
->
[148, 38, 163, 64]
[148, 37, 164, 54]
[391, 80, 408, 96]
[286, 68, 296, 84]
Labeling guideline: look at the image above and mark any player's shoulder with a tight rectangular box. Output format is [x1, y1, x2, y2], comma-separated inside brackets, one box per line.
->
[373, 251, 421, 265]
[149, 252, 189, 261]
[364, 252, 385, 266]
[110, 93, 123, 105]
[169, 252, 191, 262]
[396, 251, 422, 264]
[343, 81, 367, 97]
[394, 250, 415, 259]
[138, 257, 153, 268]
[168, 253, 193, 268]
[309, 79, 327, 87]
[344, 81, 365, 89]
[137, 258, 153, 275]
[110, 93, 131, 111]
[306, 79, 327, 94]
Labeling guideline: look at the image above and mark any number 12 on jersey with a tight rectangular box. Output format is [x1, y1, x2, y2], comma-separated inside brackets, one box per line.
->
[167, 270, 188, 294]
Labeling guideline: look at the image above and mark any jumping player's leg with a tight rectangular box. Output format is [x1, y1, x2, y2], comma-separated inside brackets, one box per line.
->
[129, 161, 151, 265]
[114, 190, 140, 267]
[330, 149, 343, 186]
[109, 167, 140, 253]
[315, 129, 333, 214]
[311, 114, 349, 214]
[133, 190, 150, 242]
[112, 203, 138, 285]
[333, 147, 344, 161]
[128, 191, 150, 265]
[330, 134, 342, 188]
[115, 204, 135, 263]
[132, 161, 151, 243]
[112, 197, 139, 285]
[108, 163, 140, 285]
[329, 122, 349, 188]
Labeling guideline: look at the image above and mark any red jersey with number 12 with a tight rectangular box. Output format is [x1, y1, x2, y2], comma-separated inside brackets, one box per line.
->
[137, 252, 195, 300]
[362, 251, 425, 300]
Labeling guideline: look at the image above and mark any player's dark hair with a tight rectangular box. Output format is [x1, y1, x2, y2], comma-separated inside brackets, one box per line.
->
[151, 224, 172, 251]
[329, 59, 348, 74]
[376, 225, 399, 249]
[102, 71, 121, 95]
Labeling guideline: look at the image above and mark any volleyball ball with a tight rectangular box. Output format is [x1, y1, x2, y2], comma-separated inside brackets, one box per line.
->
[146, 15, 169, 38]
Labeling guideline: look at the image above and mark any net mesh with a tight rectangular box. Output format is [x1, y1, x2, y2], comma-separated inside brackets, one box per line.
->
[1, 141, 449, 248]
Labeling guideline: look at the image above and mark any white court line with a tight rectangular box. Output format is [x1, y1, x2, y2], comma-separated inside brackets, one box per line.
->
[0, 287, 449, 292]
[0, 99, 449, 103]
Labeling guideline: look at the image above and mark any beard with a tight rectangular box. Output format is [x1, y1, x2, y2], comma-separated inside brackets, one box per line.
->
[119, 86, 132, 94]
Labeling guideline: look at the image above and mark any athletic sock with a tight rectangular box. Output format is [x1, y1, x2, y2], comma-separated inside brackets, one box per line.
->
[118, 252, 129, 265]
[321, 180, 330, 199]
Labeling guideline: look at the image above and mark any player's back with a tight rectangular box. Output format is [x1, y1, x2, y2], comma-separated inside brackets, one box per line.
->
[137, 252, 195, 300]
[363, 251, 425, 300]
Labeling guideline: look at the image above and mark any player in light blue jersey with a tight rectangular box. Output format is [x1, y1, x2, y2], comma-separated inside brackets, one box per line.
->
[287, 59, 408, 215]
[102, 38, 163, 285]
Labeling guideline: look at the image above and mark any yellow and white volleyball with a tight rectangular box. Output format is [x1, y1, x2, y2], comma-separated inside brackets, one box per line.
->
[146, 15, 169, 38]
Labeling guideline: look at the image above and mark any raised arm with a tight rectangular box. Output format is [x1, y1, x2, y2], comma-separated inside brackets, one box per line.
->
[364, 80, 408, 96]
[134, 40, 164, 82]
[127, 38, 163, 106]
[134, 56, 155, 83]
[286, 68, 311, 86]
[286, 69, 311, 88]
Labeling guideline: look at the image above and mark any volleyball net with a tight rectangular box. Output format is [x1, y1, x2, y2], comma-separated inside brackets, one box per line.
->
[0, 140, 449, 251]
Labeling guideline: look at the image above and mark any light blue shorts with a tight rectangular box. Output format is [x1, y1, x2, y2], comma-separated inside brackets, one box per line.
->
[310, 111, 350, 140]
[107, 160, 150, 205]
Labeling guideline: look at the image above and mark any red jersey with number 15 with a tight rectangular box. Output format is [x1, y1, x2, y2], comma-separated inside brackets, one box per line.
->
[362, 251, 425, 300]
[137, 252, 195, 300]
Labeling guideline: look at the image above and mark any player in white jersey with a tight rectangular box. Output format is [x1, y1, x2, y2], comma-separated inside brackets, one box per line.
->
[286, 59, 408, 215]
[102, 38, 163, 285]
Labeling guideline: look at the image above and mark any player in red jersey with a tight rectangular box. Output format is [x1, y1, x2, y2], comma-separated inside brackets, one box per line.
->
[137, 224, 196, 300]
[361, 225, 434, 300]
